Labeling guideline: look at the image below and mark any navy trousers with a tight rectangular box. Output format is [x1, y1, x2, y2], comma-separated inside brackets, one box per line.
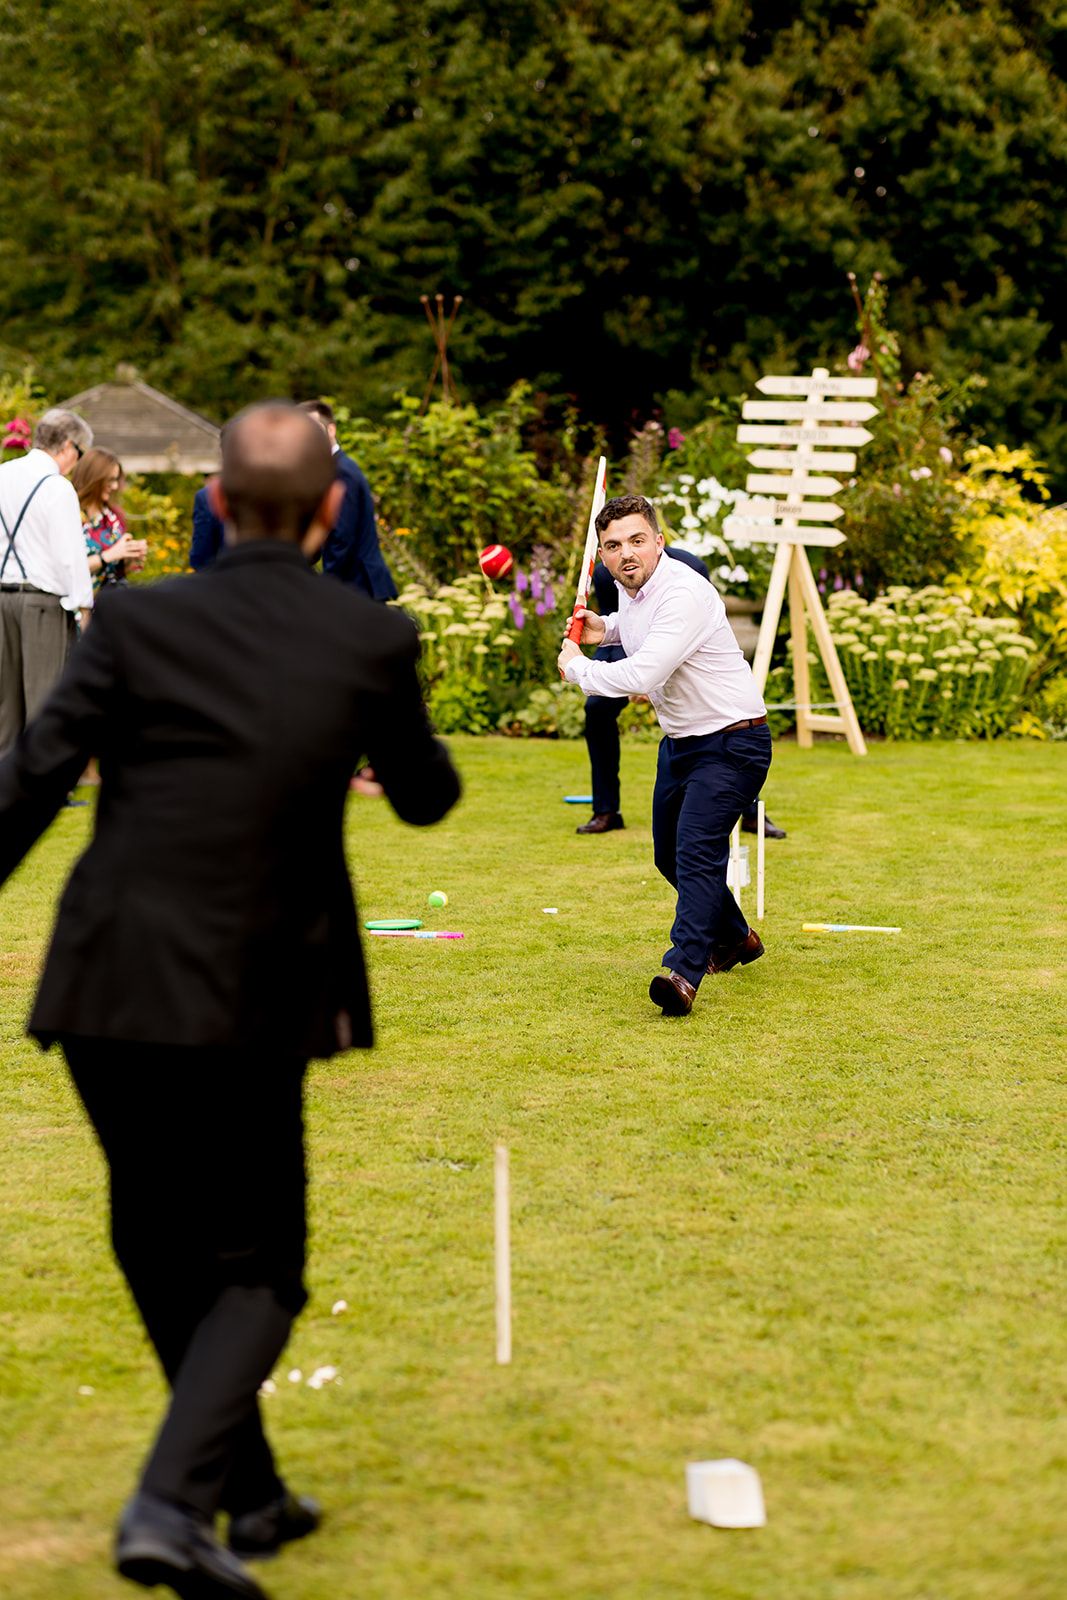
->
[652, 723, 772, 988]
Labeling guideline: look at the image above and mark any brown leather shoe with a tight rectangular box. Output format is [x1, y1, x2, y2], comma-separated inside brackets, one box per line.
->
[707, 928, 765, 974]
[576, 812, 625, 834]
[649, 970, 696, 1015]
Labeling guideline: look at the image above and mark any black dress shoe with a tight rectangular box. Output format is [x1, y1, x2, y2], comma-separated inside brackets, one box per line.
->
[116, 1491, 269, 1598]
[741, 810, 786, 839]
[576, 812, 625, 834]
[707, 928, 765, 975]
[229, 1491, 322, 1560]
[648, 970, 696, 1015]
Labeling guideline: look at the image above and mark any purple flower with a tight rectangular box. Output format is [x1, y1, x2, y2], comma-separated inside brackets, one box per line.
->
[515, 569, 528, 593]
[535, 600, 548, 617]
[542, 584, 555, 610]
[508, 594, 525, 630]
[834, 574, 844, 590]
[530, 570, 543, 601]
[668, 427, 686, 449]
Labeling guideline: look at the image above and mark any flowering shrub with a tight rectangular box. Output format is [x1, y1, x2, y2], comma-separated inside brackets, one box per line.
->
[0, 365, 46, 460]
[949, 445, 1067, 680]
[654, 472, 776, 602]
[122, 482, 190, 580]
[836, 277, 980, 589]
[499, 684, 585, 739]
[335, 385, 576, 583]
[825, 586, 1036, 738]
[394, 557, 568, 734]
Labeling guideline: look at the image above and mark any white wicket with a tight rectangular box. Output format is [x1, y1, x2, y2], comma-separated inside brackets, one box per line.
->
[729, 823, 742, 909]
[494, 1143, 511, 1365]
[756, 799, 766, 921]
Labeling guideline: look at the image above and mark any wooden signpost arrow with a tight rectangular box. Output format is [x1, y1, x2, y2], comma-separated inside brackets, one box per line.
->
[755, 375, 878, 398]
[747, 449, 857, 472]
[745, 475, 843, 496]
[737, 424, 874, 446]
[741, 400, 878, 423]
[727, 366, 878, 756]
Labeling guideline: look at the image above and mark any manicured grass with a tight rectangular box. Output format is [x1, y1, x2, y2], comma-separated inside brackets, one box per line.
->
[1, 737, 1064, 1600]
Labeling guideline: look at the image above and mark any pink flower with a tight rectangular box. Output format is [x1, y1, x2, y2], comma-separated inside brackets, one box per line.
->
[892, 483, 902, 498]
[847, 344, 870, 372]
[938, 446, 953, 465]
[2, 414, 31, 450]
[667, 427, 686, 449]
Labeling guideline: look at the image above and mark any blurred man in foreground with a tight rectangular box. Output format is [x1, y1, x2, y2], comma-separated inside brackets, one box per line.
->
[0, 403, 460, 1598]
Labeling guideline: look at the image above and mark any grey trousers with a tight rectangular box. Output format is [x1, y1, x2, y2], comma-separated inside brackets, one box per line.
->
[0, 588, 76, 753]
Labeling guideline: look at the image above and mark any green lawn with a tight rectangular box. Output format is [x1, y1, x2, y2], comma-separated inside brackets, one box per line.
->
[1, 737, 1064, 1600]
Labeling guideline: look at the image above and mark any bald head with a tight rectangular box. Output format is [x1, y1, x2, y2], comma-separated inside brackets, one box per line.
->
[220, 403, 335, 542]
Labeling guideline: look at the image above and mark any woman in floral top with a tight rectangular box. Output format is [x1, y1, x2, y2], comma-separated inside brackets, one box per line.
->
[72, 449, 147, 589]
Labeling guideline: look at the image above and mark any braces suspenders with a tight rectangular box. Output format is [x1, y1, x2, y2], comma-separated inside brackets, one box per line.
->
[0, 477, 50, 583]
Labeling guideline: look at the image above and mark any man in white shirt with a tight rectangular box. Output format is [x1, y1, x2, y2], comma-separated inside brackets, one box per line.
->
[559, 495, 772, 1016]
[0, 407, 94, 753]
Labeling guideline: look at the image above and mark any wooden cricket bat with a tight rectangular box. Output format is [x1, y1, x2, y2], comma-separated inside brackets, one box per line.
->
[565, 455, 609, 644]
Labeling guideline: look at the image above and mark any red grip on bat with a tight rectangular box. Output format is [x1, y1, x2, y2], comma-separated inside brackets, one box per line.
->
[566, 611, 585, 644]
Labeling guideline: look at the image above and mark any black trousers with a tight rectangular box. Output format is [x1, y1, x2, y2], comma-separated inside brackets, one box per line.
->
[652, 723, 772, 988]
[63, 1037, 309, 1520]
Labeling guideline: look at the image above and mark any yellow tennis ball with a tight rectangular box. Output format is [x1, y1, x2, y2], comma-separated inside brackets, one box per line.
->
[427, 890, 448, 908]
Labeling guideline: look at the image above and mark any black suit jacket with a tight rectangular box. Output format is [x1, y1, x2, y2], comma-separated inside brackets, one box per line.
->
[0, 541, 460, 1058]
[320, 450, 398, 602]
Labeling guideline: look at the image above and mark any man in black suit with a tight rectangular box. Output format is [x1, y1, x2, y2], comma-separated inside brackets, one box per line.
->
[0, 404, 460, 1599]
[299, 399, 398, 601]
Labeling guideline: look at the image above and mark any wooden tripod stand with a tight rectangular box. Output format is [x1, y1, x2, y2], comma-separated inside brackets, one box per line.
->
[750, 538, 867, 755]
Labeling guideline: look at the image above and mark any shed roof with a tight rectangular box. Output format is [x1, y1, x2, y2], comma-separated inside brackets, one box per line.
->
[57, 378, 220, 474]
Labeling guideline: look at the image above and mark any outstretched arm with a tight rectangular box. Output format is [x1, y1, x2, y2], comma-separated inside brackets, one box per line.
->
[363, 626, 461, 826]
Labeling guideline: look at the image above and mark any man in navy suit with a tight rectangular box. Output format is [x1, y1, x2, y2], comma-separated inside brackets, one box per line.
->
[190, 483, 225, 570]
[299, 400, 397, 602]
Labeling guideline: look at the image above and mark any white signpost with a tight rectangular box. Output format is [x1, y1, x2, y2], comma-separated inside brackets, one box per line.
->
[724, 368, 878, 756]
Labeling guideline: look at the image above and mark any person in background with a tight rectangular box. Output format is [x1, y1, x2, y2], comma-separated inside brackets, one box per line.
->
[190, 478, 226, 571]
[73, 449, 147, 590]
[0, 408, 94, 754]
[577, 550, 785, 841]
[299, 400, 398, 601]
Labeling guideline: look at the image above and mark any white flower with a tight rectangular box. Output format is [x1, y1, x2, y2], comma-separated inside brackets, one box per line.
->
[716, 564, 732, 580]
[678, 473, 695, 486]
[288, 1369, 302, 1383]
[909, 466, 933, 480]
[259, 1379, 277, 1397]
[681, 513, 700, 530]
[331, 1300, 348, 1316]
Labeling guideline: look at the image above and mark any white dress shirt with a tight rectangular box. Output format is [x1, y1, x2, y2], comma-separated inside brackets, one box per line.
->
[0, 448, 94, 612]
[564, 552, 766, 737]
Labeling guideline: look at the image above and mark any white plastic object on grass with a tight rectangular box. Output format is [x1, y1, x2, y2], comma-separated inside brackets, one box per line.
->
[685, 1459, 766, 1528]
[306, 1365, 339, 1390]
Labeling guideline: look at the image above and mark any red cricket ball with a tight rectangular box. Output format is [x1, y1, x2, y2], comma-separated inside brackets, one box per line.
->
[478, 544, 514, 580]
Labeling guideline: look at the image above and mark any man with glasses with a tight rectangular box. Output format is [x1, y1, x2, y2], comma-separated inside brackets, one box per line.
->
[0, 407, 94, 752]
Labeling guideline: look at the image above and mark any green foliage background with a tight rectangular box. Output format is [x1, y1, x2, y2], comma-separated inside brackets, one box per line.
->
[2, 2, 1066, 469]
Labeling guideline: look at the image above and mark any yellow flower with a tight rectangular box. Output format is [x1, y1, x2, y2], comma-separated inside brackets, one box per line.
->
[394, 526, 412, 537]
